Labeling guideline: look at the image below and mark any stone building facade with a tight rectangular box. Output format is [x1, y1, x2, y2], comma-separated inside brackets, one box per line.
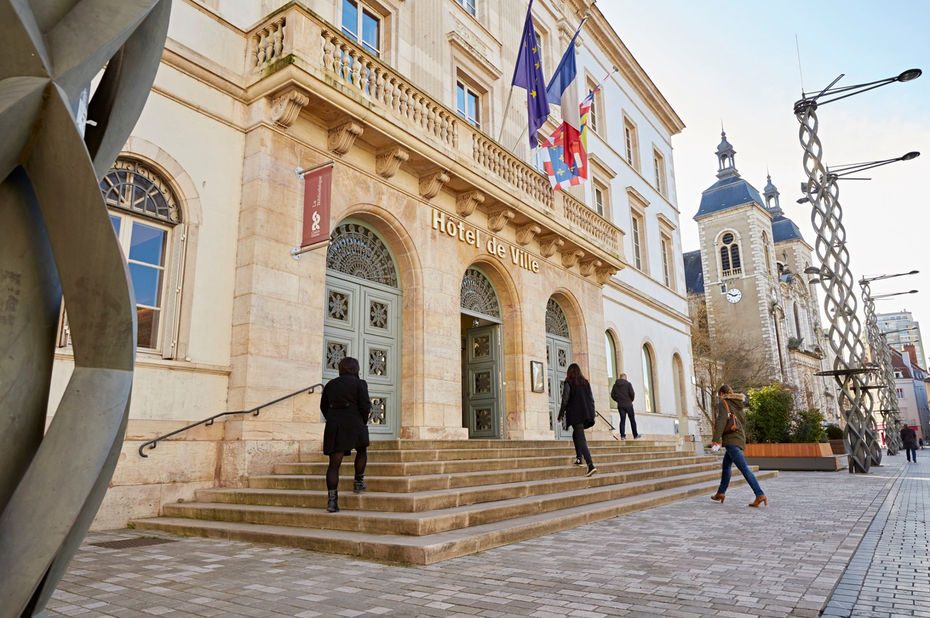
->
[683, 132, 838, 424]
[47, 0, 696, 529]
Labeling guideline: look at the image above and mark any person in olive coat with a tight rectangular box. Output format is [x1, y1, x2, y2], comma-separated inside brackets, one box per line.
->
[710, 384, 767, 507]
[900, 425, 919, 463]
[320, 357, 371, 513]
[610, 373, 640, 440]
[557, 363, 597, 476]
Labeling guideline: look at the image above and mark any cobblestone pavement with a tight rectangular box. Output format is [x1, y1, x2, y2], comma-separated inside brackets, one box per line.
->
[822, 452, 930, 617]
[46, 453, 920, 617]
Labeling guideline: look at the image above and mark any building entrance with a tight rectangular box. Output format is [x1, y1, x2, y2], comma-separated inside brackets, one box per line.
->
[546, 299, 573, 440]
[460, 267, 503, 439]
[322, 222, 400, 438]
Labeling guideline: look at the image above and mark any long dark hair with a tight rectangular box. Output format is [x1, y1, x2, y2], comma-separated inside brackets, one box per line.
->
[338, 356, 360, 376]
[565, 363, 588, 387]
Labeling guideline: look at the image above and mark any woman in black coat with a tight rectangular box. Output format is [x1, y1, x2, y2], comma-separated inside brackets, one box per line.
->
[557, 363, 597, 476]
[320, 357, 371, 513]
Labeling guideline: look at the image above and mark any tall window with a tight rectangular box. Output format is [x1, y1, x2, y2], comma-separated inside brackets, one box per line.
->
[794, 303, 802, 339]
[586, 79, 599, 133]
[456, 80, 481, 127]
[653, 149, 667, 196]
[719, 231, 741, 277]
[605, 331, 618, 386]
[98, 159, 182, 351]
[763, 234, 773, 275]
[342, 0, 380, 56]
[641, 345, 656, 413]
[660, 235, 673, 287]
[631, 213, 644, 270]
[457, 0, 477, 16]
[623, 117, 639, 169]
[593, 184, 604, 216]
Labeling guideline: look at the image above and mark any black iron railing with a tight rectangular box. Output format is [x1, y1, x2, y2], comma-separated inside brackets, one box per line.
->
[595, 410, 620, 441]
[138, 383, 324, 457]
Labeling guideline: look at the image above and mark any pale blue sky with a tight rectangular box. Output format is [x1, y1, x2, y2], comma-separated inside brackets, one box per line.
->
[600, 1, 930, 365]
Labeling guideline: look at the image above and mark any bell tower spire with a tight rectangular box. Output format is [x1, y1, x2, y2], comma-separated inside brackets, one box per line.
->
[716, 128, 739, 180]
[763, 172, 783, 215]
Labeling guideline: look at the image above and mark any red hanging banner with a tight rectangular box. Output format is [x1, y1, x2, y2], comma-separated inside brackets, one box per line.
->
[299, 163, 333, 250]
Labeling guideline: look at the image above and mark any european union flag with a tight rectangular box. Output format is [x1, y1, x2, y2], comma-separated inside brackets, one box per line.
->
[511, 0, 549, 149]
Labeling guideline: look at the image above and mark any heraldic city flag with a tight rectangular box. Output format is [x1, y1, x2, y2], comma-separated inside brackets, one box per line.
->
[511, 0, 549, 149]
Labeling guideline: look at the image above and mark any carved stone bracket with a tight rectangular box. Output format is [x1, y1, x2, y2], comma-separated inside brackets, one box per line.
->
[596, 266, 619, 285]
[270, 87, 310, 128]
[579, 258, 603, 277]
[419, 170, 450, 199]
[561, 249, 585, 268]
[538, 234, 564, 258]
[375, 146, 409, 178]
[455, 190, 484, 217]
[328, 120, 364, 155]
[516, 223, 541, 246]
[487, 207, 515, 232]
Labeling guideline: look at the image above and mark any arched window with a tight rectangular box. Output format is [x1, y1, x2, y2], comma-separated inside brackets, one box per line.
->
[605, 331, 618, 386]
[67, 158, 184, 353]
[641, 344, 656, 413]
[719, 232, 741, 277]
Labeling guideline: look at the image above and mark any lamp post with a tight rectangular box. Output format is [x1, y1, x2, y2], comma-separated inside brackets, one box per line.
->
[794, 68, 921, 473]
[859, 272, 919, 456]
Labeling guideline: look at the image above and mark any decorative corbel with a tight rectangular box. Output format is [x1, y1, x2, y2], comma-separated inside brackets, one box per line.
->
[516, 223, 541, 246]
[580, 258, 603, 277]
[538, 234, 564, 258]
[270, 87, 310, 128]
[328, 120, 364, 155]
[455, 190, 484, 217]
[487, 207, 515, 232]
[561, 249, 585, 268]
[375, 146, 409, 178]
[596, 266, 619, 285]
[419, 170, 450, 199]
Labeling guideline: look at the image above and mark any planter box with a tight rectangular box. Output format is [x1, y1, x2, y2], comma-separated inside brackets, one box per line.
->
[829, 439, 846, 455]
[744, 443, 832, 457]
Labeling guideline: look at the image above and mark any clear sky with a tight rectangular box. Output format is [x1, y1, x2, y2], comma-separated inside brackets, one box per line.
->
[599, 1, 930, 366]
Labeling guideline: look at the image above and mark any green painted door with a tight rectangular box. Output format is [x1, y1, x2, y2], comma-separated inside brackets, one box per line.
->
[464, 325, 501, 438]
[547, 334, 572, 440]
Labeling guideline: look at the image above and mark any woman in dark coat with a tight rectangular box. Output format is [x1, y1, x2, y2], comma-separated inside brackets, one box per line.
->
[710, 384, 767, 507]
[320, 357, 371, 513]
[900, 425, 919, 463]
[557, 363, 597, 476]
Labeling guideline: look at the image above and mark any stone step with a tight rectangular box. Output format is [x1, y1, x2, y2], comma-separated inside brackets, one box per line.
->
[252, 455, 716, 492]
[275, 449, 704, 476]
[363, 438, 664, 450]
[298, 443, 665, 463]
[134, 470, 778, 565]
[169, 465, 729, 535]
[199, 458, 720, 512]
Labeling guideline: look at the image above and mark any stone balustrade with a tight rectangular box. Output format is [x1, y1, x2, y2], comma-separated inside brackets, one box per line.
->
[250, 15, 287, 71]
[562, 193, 622, 256]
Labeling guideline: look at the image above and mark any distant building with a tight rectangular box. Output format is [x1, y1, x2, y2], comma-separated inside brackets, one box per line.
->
[683, 132, 837, 424]
[878, 310, 926, 369]
[890, 346, 930, 440]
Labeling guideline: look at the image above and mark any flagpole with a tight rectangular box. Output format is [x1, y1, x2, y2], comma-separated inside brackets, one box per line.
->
[498, 84, 516, 143]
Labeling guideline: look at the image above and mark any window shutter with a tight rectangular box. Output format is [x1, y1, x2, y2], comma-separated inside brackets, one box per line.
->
[161, 224, 187, 360]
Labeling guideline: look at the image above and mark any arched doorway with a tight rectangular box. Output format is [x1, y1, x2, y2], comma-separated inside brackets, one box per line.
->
[546, 298, 572, 439]
[461, 267, 503, 438]
[322, 221, 401, 438]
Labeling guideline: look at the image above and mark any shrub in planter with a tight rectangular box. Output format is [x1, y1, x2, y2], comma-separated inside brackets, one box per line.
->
[825, 424, 844, 440]
[746, 384, 793, 443]
[792, 408, 827, 443]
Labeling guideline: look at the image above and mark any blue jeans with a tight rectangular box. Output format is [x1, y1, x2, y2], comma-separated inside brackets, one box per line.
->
[717, 445, 764, 497]
[906, 447, 918, 462]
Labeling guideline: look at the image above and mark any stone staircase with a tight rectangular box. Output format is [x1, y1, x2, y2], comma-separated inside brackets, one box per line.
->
[132, 439, 777, 564]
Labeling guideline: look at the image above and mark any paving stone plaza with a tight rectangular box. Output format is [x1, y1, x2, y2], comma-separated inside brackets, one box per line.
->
[46, 452, 929, 617]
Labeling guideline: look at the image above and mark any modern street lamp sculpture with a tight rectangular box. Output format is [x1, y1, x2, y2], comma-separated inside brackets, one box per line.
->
[859, 272, 919, 456]
[0, 2, 171, 616]
[794, 68, 921, 473]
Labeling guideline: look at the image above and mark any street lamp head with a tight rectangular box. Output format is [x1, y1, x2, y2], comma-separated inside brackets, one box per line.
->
[901, 151, 920, 161]
[897, 68, 922, 82]
[909, 270, 920, 275]
[908, 289, 918, 294]
[803, 266, 821, 275]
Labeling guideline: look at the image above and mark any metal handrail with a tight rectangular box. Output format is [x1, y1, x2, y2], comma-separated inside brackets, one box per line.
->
[138, 383, 324, 457]
[595, 410, 620, 441]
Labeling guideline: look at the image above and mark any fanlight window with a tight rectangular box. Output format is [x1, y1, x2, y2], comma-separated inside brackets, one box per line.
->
[719, 232, 742, 278]
[327, 223, 398, 287]
[546, 298, 570, 338]
[461, 268, 500, 319]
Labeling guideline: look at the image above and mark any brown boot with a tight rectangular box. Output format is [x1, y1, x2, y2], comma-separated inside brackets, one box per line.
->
[748, 495, 768, 508]
[710, 493, 725, 504]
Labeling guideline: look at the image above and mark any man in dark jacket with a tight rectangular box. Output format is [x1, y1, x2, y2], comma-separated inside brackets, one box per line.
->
[610, 373, 640, 440]
[900, 425, 919, 463]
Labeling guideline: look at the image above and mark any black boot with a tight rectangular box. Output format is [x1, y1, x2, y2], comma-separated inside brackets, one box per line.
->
[326, 489, 339, 512]
[353, 474, 367, 493]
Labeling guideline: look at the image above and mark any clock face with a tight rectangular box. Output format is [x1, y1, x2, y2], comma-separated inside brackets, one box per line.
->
[726, 288, 742, 303]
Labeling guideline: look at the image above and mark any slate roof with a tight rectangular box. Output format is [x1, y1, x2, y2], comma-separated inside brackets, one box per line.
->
[683, 250, 704, 295]
[695, 175, 765, 219]
[771, 214, 805, 243]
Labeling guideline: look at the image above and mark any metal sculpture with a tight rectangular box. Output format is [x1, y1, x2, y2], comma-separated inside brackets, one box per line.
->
[860, 279, 901, 455]
[0, 1, 171, 615]
[795, 99, 875, 473]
